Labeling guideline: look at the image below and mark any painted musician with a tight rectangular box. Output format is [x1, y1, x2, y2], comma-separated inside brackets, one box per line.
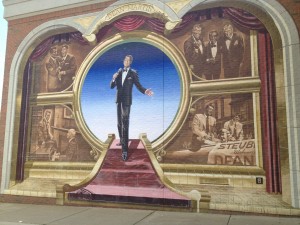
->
[110, 55, 153, 161]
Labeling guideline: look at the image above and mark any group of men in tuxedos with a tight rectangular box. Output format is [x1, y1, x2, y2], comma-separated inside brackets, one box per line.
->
[110, 55, 153, 161]
[184, 23, 245, 80]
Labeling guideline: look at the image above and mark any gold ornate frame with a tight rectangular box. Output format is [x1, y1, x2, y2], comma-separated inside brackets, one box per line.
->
[73, 30, 191, 154]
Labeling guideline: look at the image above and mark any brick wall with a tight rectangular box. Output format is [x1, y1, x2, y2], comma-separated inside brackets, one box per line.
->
[0, 0, 299, 204]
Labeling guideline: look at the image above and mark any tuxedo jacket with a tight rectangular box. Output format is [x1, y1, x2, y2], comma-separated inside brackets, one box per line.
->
[184, 36, 206, 75]
[59, 54, 77, 90]
[60, 54, 77, 76]
[220, 33, 244, 66]
[204, 42, 222, 77]
[46, 57, 60, 77]
[65, 138, 78, 161]
[110, 68, 146, 105]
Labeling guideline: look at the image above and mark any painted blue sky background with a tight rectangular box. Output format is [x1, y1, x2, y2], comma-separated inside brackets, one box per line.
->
[81, 42, 181, 141]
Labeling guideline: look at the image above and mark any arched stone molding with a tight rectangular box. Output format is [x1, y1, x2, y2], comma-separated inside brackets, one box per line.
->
[0, 22, 79, 193]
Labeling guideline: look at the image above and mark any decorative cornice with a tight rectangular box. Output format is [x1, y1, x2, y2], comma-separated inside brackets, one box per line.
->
[73, 16, 97, 30]
[83, 1, 182, 44]
[166, 0, 192, 14]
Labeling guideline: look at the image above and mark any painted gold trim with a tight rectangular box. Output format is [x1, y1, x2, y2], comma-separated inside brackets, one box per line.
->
[190, 77, 261, 96]
[82, 34, 97, 46]
[253, 92, 263, 168]
[73, 16, 97, 30]
[250, 31, 263, 168]
[73, 30, 191, 158]
[160, 163, 265, 175]
[166, 0, 192, 14]
[29, 92, 73, 106]
[25, 161, 95, 170]
[140, 133, 201, 212]
[250, 30, 259, 78]
[56, 134, 114, 205]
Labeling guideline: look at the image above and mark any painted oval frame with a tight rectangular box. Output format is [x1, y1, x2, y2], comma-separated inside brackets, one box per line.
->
[73, 30, 191, 153]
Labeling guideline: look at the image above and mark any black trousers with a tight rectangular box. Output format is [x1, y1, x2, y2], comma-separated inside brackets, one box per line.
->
[117, 103, 131, 153]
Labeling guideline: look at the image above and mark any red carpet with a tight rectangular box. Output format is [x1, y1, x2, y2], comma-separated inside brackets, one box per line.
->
[68, 139, 190, 207]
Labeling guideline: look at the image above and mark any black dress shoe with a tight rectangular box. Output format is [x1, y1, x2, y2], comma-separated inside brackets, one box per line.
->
[122, 151, 128, 161]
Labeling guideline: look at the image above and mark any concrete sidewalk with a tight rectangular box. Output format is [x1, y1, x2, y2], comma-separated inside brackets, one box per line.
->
[0, 203, 299, 225]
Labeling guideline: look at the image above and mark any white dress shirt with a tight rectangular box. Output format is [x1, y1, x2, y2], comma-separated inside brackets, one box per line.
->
[122, 68, 129, 85]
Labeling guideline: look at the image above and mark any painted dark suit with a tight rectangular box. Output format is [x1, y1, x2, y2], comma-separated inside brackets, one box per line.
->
[220, 33, 244, 78]
[110, 68, 146, 153]
[59, 54, 77, 90]
[46, 56, 61, 91]
[204, 42, 222, 80]
[184, 36, 206, 77]
[65, 138, 78, 161]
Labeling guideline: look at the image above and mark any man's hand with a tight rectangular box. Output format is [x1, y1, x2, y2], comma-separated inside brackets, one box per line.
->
[112, 72, 119, 80]
[145, 88, 154, 96]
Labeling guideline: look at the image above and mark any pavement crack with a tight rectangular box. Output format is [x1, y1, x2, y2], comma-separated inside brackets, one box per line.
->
[133, 211, 155, 225]
[226, 215, 232, 225]
[46, 208, 91, 225]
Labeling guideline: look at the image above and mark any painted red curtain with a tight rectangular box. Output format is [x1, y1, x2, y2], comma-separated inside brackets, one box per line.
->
[224, 8, 281, 194]
[258, 32, 281, 193]
[16, 63, 32, 181]
[223, 8, 265, 30]
[114, 16, 145, 31]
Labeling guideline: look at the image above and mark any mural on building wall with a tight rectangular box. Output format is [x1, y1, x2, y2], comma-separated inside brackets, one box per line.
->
[163, 93, 256, 166]
[27, 11, 257, 166]
[28, 105, 94, 162]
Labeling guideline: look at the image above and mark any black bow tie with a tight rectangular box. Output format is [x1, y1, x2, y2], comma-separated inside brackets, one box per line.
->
[123, 68, 128, 72]
[211, 44, 216, 48]
[225, 37, 232, 41]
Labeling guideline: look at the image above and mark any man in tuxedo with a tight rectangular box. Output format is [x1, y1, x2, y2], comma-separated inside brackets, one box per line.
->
[58, 44, 77, 91]
[204, 30, 222, 80]
[220, 23, 244, 78]
[110, 55, 153, 161]
[184, 24, 206, 78]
